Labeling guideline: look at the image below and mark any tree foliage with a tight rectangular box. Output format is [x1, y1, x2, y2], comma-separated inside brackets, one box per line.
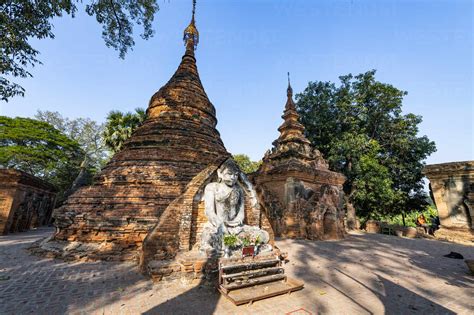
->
[103, 107, 146, 153]
[233, 154, 262, 174]
[384, 205, 438, 228]
[1, 0, 159, 101]
[296, 70, 436, 222]
[35, 110, 110, 170]
[0, 116, 84, 201]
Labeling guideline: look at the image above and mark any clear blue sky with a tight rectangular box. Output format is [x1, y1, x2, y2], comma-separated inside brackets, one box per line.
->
[1, 0, 472, 164]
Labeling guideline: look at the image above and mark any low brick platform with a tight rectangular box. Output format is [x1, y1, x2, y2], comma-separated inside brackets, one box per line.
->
[147, 252, 212, 283]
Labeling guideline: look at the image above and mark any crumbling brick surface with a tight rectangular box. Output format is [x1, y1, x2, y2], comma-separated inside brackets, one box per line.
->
[253, 84, 346, 240]
[0, 169, 57, 234]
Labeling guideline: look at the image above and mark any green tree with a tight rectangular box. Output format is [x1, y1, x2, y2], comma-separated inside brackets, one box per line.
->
[35, 110, 110, 171]
[233, 154, 262, 174]
[1, 0, 159, 101]
[0, 116, 84, 202]
[103, 107, 146, 153]
[296, 70, 436, 227]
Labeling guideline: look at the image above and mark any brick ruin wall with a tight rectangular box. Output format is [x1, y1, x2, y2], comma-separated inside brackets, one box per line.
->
[254, 172, 346, 240]
[51, 161, 218, 261]
[0, 169, 57, 235]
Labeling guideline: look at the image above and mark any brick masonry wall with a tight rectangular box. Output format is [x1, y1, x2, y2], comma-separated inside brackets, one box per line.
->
[50, 45, 231, 262]
[0, 169, 56, 235]
[255, 171, 346, 240]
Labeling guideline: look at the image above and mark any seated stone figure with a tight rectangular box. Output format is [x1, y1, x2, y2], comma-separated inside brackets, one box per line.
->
[200, 159, 270, 254]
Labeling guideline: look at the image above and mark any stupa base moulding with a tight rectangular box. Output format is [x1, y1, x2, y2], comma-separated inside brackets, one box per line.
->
[434, 227, 474, 244]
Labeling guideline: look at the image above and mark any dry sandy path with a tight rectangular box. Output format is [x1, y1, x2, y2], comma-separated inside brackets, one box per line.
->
[0, 228, 472, 314]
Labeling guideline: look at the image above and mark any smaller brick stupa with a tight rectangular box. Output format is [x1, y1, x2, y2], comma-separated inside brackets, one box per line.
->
[253, 74, 346, 240]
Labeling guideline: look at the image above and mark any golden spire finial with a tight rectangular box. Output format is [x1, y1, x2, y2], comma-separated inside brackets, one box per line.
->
[184, 0, 199, 53]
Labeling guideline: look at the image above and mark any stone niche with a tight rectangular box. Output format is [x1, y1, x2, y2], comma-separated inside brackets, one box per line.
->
[252, 83, 346, 240]
[140, 159, 274, 281]
[254, 170, 346, 241]
[424, 161, 474, 243]
[0, 169, 57, 235]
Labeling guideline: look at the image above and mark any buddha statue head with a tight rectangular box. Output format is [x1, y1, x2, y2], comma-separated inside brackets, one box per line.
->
[217, 159, 240, 187]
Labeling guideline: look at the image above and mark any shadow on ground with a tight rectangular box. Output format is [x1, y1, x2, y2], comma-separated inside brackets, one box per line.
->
[0, 228, 152, 314]
[289, 233, 472, 314]
[1, 228, 472, 314]
[142, 263, 220, 315]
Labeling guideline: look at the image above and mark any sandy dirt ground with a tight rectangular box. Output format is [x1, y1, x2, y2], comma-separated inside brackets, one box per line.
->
[0, 227, 472, 314]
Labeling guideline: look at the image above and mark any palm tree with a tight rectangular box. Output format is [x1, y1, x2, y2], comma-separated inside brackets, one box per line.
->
[103, 108, 146, 153]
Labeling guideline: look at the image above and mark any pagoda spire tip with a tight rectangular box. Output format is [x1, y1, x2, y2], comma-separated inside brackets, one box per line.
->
[183, 0, 199, 54]
[287, 72, 293, 97]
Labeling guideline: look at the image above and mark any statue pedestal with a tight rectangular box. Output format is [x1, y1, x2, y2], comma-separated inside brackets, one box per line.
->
[146, 247, 277, 283]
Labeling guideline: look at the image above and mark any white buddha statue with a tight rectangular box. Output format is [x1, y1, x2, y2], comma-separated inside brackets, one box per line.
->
[200, 159, 270, 253]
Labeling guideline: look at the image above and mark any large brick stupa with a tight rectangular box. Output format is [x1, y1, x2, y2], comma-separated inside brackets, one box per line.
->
[49, 9, 251, 262]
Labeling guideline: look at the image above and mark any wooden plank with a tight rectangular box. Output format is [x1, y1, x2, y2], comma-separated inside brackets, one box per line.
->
[218, 277, 304, 306]
[222, 267, 284, 283]
[222, 274, 287, 291]
[220, 259, 280, 273]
